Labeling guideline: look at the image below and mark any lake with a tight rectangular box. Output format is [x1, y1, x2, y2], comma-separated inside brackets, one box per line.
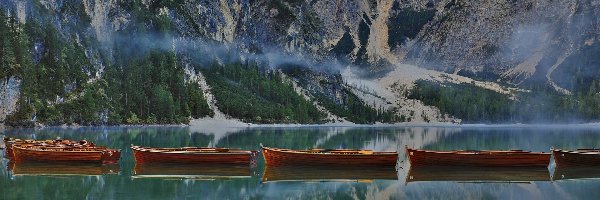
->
[1, 125, 600, 199]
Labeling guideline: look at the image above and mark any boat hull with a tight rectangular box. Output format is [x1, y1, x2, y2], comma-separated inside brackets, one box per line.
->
[552, 149, 600, 167]
[4, 138, 16, 159]
[12, 146, 120, 164]
[406, 148, 550, 167]
[131, 146, 256, 165]
[4, 138, 98, 160]
[553, 166, 600, 181]
[5, 144, 14, 159]
[262, 147, 398, 167]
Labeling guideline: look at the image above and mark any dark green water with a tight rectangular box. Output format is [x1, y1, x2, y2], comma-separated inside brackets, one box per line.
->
[2, 126, 600, 199]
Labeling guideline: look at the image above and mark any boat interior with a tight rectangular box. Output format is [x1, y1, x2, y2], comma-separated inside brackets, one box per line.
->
[270, 147, 396, 155]
[15, 145, 112, 152]
[134, 146, 252, 153]
[411, 149, 548, 155]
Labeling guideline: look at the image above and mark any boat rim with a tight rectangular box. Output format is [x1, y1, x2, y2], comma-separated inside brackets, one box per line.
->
[261, 146, 398, 155]
[552, 149, 600, 154]
[406, 147, 550, 155]
[131, 145, 255, 154]
[12, 145, 119, 153]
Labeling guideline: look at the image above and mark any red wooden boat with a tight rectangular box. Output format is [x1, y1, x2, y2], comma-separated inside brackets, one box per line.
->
[4, 138, 95, 159]
[12, 144, 120, 164]
[552, 148, 600, 167]
[261, 146, 398, 167]
[131, 145, 258, 165]
[406, 146, 551, 167]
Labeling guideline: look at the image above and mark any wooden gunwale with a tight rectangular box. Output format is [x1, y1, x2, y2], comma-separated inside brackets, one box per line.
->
[410, 149, 537, 154]
[131, 146, 255, 154]
[553, 149, 600, 154]
[13, 145, 109, 153]
[262, 147, 396, 156]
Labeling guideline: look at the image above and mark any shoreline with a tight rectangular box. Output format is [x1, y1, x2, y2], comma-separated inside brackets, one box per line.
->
[2, 117, 600, 130]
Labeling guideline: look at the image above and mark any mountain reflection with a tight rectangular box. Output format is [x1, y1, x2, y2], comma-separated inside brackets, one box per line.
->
[406, 166, 549, 183]
[262, 166, 397, 183]
[9, 162, 120, 177]
[133, 164, 255, 180]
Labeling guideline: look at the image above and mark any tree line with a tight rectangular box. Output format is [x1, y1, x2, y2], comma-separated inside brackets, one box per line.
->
[202, 60, 326, 124]
[409, 80, 600, 123]
[1, 5, 212, 126]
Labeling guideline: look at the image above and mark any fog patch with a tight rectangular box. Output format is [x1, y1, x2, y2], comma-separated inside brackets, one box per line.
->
[111, 32, 349, 74]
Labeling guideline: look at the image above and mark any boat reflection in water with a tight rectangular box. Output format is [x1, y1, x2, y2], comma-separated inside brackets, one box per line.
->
[132, 164, 255, 180]
[262, 166, 398, 183]
[406, 166, 550, 183]
[553, 166, 600, 181]
[8, 162, 120, 177]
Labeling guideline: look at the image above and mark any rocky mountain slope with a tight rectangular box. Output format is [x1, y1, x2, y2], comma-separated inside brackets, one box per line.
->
[0, 0, 599, 125]
[407, 0, 600, 89]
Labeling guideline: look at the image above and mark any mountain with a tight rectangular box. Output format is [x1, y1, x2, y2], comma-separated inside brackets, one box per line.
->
[0, 0, 599, 126]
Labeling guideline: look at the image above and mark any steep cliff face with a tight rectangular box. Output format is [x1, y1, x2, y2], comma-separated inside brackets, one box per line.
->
[406, 0, 600, 90]
[3, 0, 598, 80]
[0, 77, 20, 122]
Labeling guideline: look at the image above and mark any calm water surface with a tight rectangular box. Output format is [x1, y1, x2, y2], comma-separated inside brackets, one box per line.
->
[2, 126, 600, 199]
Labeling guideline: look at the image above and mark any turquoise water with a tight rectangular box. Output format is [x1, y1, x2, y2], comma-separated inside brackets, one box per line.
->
[1, 126, 600, 199]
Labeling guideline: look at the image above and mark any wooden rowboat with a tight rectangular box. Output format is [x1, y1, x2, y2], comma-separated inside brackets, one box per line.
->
[262, 166, 397, 183]
[406, 166, 550, 183]
[12, 144, 120, 164]
[4, 138, 96, 159]
[406, 146, 551, 167]
[552, 148, 600, 167]
[261, 146, 398, 167]
[131, 145, 258, 165]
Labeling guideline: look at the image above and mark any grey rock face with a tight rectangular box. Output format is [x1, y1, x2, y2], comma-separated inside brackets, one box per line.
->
[406, 0, 600, 86]
[0, 77, 21, 122]
[2, 0, 599, 87]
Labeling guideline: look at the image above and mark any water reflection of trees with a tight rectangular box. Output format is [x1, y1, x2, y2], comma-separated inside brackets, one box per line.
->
[213, 127, 441, 151]
[2, 127, 214, 148]
[422, 127, 600, 152]
[3, 126, 463, 152]
[216, 127, 402, 150]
